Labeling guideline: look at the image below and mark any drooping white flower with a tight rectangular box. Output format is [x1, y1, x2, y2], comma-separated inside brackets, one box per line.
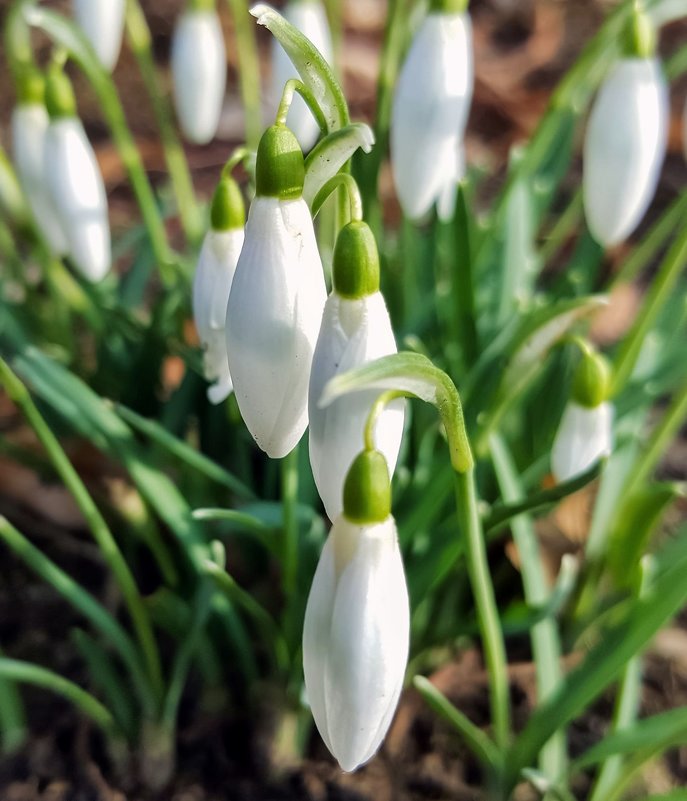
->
[583, 57, 668, 247]
[390, 9, 473, 221]
[44, 69, 111, 282]
[193, 176, 245, 404]
[11, 76, 69, 256]
[551, 401, 613, 483]
[271, 0, 333, 151]
[225, 124, 326, 458]
[303, 449, 409, 772]
[171, 4, 227, 145]
[74, 0, 126, 72]
[309, 222, 404, 521]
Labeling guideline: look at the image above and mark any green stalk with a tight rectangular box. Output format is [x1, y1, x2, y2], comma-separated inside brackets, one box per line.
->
[24, 6, 174, 284]
[224, 0, 262, 149]
[0, 658, 118, 735]
[612, 220, 687, 394]
[490, 434, 566, 781]
[589, 559, 652, 801]
[454, 468, 511, 752]
[450, 184, 479, 369]
[125, 0, 203, 246]
[281, 446, 299, 598]
[0, 646, 26, 753]
[538, 189, 583, 267]
[0, 360, 164, 703]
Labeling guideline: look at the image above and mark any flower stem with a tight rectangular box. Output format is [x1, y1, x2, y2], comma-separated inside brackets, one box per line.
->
[453, 467, 511, 750]
[311, 172, 363, 221]
[276, 78, 328, 137]
[125, 0, 203, 246]
[281, 446, 299, 598]
[225, 0, 263, 149]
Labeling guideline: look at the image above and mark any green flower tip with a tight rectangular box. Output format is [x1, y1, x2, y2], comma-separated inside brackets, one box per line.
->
[211, 176, 245, 231]
[187, 0, 216, 11]
[429, 0, 469, 13]
[343, 449, 391, 524]
[255, 124, 304, 200]
[45, 67, 76, 119]
[333, 221, 380, 299]
[16, 66, 45, 106]
[623, 6, 657, 59]
[572, 348, 611, 408]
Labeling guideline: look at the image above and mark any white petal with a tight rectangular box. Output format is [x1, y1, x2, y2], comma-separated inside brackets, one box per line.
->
[583, 58, 668, 247]
[309, 292, 404, 520]
[390, 12, 473, 220]
[225, 197, 326, 457]
[271, 1, 333, 151]
[551, 401, 613, 483]
[44, 118, 111, 282]
[171, 10, 227, 145]
[322, 517, 409, 772]
[11, 104, 69, 255]
[193, 228, 244, 404]
[74, 0, 125, 72]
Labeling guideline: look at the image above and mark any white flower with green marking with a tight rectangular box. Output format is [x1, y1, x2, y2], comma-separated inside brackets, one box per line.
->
[225, 125, 326, 458]
[303, 450, 409, 772]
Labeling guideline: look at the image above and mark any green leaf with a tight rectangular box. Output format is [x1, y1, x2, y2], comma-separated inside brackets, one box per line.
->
[250, 4, 349, 131]
[303, 124, 375, 205]
[319, 352, 473, 472]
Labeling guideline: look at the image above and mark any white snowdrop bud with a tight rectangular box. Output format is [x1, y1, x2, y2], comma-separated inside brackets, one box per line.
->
[303, 450, 409, 772]
[225, 124, 326, 458]
[171, 1, 227, 145]
[390, 6, 473, 221]
[583, 57, 668, 247]
[44, 68, 111, 282]
[271, 0, 333, 152]
[193, 176, 245, 404]
[11, 70, 69, 256]
[309, 222, 404, 521]
[74, 0, 126, 72]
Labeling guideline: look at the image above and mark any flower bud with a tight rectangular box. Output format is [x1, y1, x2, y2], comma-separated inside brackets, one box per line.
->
[74, 0, 126, 72]
[309, 222, 404, 520]
[390, 9, 473, 221]
[225, 125, 326, 457]
[44, 68, 111, 281]
[271, 0, 333, 152]
[571, 349, 611, 409]
[551, 401, 613, 483]
[583, 57, 668, 247]
[303, 450, 409, 772]
[193, 177, 245, 404]
[171, 4, 227, 144]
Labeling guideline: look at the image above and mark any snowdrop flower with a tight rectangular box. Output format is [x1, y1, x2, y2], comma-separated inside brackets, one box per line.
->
[193, 175, 245, 404]
[44, 68, 111, 282]
[390, 1, 473, 221]
[11, 68, 68, 256]
[74, 0, 126, 72]
[309, 221, 404, 521]
[226, 124, 326, 458]
[271, 0, 333, 151]
[551, 348, 613, 482]
[583, 12, 668, 247]
[171, 0, 227, 144]
[303, 448, 409, 772]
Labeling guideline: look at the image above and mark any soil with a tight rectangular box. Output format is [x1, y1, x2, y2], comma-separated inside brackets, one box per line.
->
[1, 0, 687, 798]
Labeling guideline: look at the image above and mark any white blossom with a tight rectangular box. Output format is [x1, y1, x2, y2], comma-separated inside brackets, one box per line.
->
[74, 0, 126, 72]
[309, 292, 404, 521]
[303, 514, 409, 772]
[551, 401, 613, 483]
[193, 228, 244, 404]
[390, 11, 473, 221]
[583, 58, 668, 247]
[225, 196, 326, 457]
[171, 9, 227, 144]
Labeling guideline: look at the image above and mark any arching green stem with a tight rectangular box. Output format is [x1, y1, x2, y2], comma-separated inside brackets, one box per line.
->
[312, 173, 363, 221]
[276, 78, 329, 139]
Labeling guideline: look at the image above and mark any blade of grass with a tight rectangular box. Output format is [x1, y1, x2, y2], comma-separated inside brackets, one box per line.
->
[225, 0, 262, 149]
[0, 359, 163, 703]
